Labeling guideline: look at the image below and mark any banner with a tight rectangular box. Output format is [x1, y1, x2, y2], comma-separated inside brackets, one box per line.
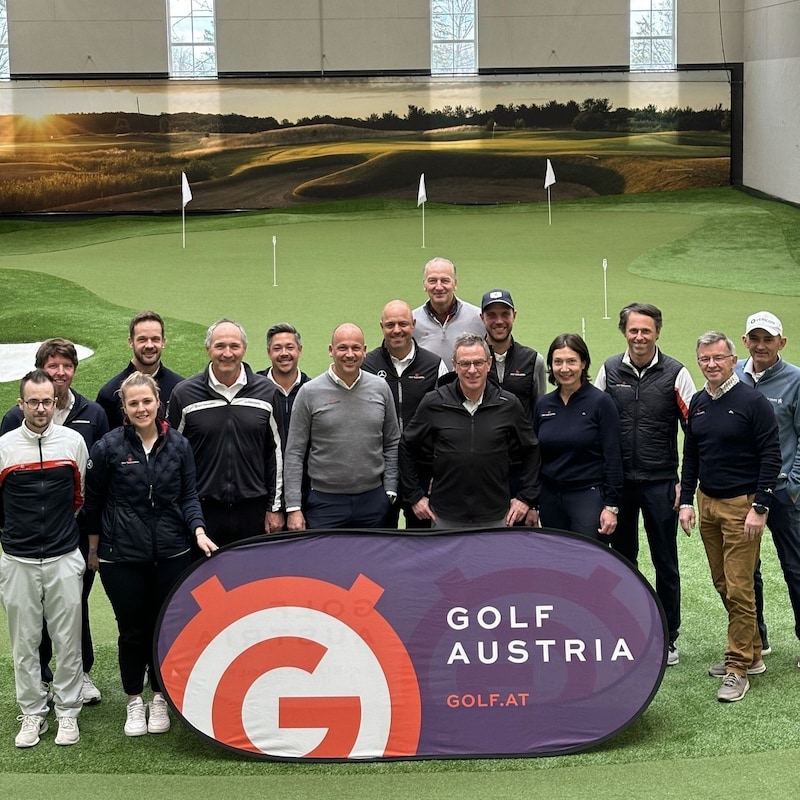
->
[155, 528, 666, 761]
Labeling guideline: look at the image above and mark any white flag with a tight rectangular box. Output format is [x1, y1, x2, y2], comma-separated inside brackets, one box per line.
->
[181, 172, 192, 207]
[544, 159, 556, 189]
[417, 173, 427, 206]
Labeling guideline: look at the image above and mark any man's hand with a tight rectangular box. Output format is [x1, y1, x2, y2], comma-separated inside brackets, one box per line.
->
[597, 508, 617, 536]
[412, 497, 436, 522]
[524, 508, 541, 527]
[679, 506, 695, 536]
[744, 507, 767, 541]
[287, 510, 306, 531]
[506, 498, 530, 527]
[265, 511, 285, 533]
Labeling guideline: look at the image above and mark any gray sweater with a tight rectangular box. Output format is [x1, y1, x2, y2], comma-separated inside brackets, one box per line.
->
[412, 298, 485, 364]
[284, 369, 400, 508]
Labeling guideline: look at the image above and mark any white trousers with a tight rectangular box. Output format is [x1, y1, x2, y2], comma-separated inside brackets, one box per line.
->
[0, 548, 84, 718]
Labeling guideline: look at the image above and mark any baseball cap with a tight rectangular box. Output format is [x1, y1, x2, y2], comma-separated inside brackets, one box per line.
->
[481, 289, 515, 311]
[745, 312, 782, 336]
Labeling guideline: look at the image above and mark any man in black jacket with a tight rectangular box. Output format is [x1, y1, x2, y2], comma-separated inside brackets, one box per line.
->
[167, 319, 284, 547]
[595, 303, 696, 667]
[363, 300, 446, 528]
[399, 333, 540, 529]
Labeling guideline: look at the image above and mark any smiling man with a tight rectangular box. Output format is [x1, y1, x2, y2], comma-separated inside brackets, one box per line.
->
[736, 311, 800, 669]
[595, 303, 696, 667]
[679, 331, 781, 702]
[167, 319, 284, 546]
[363, 300, 447, 528]
[96, 311, 184, 430]
[284, 323, 400, 531]
[412, 257, 484, 362]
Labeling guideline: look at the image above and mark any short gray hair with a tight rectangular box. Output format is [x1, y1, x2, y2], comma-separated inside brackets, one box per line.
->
[452, 333, 490, 362]
[205, 318, 248, 349]
[696, 330, 736, 356]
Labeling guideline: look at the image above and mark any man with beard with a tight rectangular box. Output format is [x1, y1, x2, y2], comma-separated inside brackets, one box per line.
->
[96, 311, 184, 430]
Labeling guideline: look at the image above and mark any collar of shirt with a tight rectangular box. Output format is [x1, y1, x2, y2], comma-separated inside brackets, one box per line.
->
[266, 367, 301, 396]
[208, 364, 247, 401]
[425, 297, 459, 325]
[705, 371, 739, 400]
[20, 420, 54, 440]
[743, 355, 780, 383]
[327, 365, 362, 390]
[390, 342, 416, 376]
[623, 348, 659, 376]
[462, 394, 484, 415]
[52, 390, 75, 426]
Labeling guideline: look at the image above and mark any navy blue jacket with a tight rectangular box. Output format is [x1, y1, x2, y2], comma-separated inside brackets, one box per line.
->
[84, 419, 205, 562]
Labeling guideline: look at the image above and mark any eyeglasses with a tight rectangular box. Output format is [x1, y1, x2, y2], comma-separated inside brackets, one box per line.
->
[697, 355, 733, 365]
[455, 359, 488, 370]
[23, 398, 55, 409]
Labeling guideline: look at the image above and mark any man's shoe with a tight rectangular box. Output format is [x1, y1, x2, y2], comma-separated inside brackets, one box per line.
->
[717, 672, 750, 702]
[147, 694, 170, 734]
[667, 644, 679, 666]
[81, 673, 102, 705]
[761, 645, 772, 656]
[124, 697, 147, 737]
[41, 681, 53, 702]
[54, 716, 80, 746]
[15, 715, 48, 748]
[708, 659, 766, 677]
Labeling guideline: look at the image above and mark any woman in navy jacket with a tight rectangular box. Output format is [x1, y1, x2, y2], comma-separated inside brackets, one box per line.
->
[84, 372, 217, 738]
[534, 333, 624, 541]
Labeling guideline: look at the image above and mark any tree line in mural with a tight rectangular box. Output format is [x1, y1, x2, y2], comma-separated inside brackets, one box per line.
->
[2, 97, 729, 140]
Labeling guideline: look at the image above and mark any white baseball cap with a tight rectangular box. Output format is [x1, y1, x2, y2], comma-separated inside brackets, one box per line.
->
[745, 311, 783, 336]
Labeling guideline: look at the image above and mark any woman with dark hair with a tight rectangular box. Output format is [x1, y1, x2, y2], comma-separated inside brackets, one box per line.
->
[533, 333, 624, 541]
[84, 372, 217, 737]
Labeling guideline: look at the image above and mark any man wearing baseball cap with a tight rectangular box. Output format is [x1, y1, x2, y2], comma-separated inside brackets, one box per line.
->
[481, 289, 546, 526]
[736, 311, 800, 669]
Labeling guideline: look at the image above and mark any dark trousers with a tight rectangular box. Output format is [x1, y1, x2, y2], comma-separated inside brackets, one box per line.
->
[305, 486, 391, 529]
[754, 488, 800, 644]
[99, 554, 191, 696]
[611, 479, 681, 644]
[201, 495, 269, 549]
[539, 483, 605, 542]
[40, 533, 94, 682]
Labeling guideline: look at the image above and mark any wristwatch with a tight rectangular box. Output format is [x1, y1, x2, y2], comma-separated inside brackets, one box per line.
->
[752, 503, 769, 515]
[603, 505, 619, 515]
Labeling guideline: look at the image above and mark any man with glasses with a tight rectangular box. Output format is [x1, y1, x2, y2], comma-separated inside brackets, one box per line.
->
[0, 370, 89, 747]
[399, 333, 540, 529]
[1, 338, 107, 706]
[679, 332, 781, 702]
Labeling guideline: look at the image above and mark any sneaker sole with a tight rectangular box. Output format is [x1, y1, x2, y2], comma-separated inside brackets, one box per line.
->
[147, 724, 171, 734]
[82, 696, 102, 706]
[55, 733, 80, 745]
[124, 726, 148, 737]
[718, 681, 750, 702]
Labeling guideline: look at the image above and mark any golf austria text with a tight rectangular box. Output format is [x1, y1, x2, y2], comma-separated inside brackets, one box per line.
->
[155, 528, 666, 760]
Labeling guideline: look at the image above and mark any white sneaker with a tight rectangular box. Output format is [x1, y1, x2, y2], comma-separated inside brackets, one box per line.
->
[147, 694, 170, 734]
[81, 673, 102, 705]
[124, 696, 147, 737]
[15, 715, 48, 748]
[55, 716, 80, 746]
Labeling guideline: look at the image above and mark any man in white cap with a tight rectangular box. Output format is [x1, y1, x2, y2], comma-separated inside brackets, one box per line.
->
[736, 311, 800, 669]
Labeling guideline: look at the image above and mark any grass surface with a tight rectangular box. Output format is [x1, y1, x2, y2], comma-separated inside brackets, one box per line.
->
[0, 187, 799, 796]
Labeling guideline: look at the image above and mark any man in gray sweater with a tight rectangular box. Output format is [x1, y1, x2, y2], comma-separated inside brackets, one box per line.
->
[284, 323, 401, 530]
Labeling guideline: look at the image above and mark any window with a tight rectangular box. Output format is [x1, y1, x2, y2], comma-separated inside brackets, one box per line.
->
[168, 0, 217, 78]
[431, 0, 477, 76]
[630, 0, 676, 71]
[0, 0, 9, 79]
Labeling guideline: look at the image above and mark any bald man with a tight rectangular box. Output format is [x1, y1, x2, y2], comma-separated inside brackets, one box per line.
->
[284, 323, 401, 530]
[363, 300, 447, 528]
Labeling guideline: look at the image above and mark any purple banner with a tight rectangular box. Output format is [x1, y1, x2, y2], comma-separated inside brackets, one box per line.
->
[155, 528, 666, 760]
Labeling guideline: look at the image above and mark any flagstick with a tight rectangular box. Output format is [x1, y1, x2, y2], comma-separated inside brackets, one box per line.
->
[582, 317, 586, 341]
[602, 258, 610, 319]
[272, 236, 278, 286]
[182, 205, 186, 249]
[421, 202, 426, 248]
[547, 187, 552, 226]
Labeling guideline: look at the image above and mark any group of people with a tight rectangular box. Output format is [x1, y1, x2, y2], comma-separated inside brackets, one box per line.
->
[1, 259, 798, 752]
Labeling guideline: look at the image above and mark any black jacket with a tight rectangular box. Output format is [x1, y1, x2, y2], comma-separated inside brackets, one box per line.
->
[362, 341, 443, 430]
[96, 361, 184, 430]
[602, 351, 687, 481]
[84, 419, 205, 562]
[488, 337, 545, 423]
[399, 379, 540, 523]
[166, 364, 282, 509]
